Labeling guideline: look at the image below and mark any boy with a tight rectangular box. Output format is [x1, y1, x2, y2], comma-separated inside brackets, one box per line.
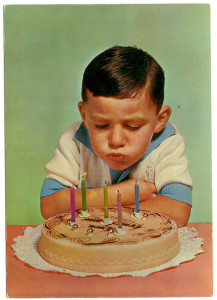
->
[40, 46, 192, 227]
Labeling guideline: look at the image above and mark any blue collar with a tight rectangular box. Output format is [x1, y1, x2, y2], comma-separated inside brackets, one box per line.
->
[74, 122, 94, 153]
[74, 121, 176, 184]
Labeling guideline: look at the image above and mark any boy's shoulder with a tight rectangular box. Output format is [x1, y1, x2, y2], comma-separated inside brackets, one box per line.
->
[63, 121, 82, 134]
[59, 121, 82, 140]
[146, 122, 184, 155]
[56, 121, 83, 150]
[154, 122, 186, 154]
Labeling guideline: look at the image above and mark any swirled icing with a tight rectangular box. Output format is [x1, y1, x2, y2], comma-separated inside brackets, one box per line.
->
[38, 207, 180, 273]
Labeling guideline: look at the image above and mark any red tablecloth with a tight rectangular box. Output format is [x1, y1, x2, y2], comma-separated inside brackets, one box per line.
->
[6, 223, 213, 297]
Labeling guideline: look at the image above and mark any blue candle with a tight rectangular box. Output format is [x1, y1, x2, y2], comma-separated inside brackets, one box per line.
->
[135, 181, 140, 213]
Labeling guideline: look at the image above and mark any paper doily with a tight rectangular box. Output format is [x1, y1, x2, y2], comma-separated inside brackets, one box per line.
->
[11, 226, 204, 277]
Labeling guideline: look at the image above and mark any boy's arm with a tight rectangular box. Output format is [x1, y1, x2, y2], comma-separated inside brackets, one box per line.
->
[127, 179, 191, 227]
[40, 178, 156, 219]
[40, 178, 190, 227]
[135, 195, 191, 228]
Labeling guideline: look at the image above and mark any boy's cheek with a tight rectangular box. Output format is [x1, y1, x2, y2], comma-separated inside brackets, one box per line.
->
[89, 134, 105, 149]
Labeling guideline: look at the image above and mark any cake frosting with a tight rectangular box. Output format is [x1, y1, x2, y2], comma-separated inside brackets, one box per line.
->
[38, 207, 180, 273]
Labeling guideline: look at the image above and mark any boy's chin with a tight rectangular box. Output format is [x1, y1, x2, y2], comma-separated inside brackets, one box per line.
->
[105, 161, 132, 171]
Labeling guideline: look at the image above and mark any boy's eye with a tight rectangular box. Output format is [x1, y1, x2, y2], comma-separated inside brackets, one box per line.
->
[94, 124, 141, 130]
[95, 124, 109, 129]
[126, 125, 141, 130]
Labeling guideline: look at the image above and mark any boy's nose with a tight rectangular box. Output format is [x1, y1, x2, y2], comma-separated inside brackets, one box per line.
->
[108, 126, 126, 149]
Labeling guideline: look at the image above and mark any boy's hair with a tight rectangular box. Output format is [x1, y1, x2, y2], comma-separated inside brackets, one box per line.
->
[81, 46, 165, 111]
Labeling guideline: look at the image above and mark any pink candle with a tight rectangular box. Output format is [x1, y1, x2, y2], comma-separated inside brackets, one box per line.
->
[117, 190, 122, 229]
[71, 188, 75, 222]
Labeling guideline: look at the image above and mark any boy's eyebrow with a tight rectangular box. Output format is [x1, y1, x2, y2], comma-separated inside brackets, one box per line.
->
[123, 116, 148, 123]
[88, 116, 109, 122]
[89, 115, 148, 123]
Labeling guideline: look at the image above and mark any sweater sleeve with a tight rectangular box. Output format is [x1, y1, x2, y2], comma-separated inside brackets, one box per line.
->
[40, 178, 70, 197]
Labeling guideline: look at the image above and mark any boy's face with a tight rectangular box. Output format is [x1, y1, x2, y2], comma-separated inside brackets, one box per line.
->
[79, 90, 167, 170]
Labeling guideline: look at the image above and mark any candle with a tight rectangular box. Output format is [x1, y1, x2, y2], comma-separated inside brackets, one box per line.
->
[104, 181, 109, 218]
[135, 180, 140, 213]
[71, 188, 76, 222]
[115, 190, 126, 235]
[81, 172, 87, 211]
[117, 190, 122, 229]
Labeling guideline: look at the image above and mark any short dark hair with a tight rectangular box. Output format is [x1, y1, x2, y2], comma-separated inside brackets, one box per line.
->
[81, 46, 165, 111]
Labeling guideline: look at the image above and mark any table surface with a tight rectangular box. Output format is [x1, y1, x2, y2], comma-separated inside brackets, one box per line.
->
[6, 223, 213, 298]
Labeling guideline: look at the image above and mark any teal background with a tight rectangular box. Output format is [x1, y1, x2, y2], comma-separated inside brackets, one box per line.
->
[4, 4, 211, 225]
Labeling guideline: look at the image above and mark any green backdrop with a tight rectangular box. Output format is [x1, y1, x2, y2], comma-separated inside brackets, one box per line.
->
[4, 4, 211, 225]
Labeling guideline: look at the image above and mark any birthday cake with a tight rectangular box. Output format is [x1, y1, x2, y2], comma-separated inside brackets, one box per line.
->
[38, 207, 180, 273]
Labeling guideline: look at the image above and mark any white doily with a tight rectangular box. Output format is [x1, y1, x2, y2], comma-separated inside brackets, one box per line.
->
[11, 226, 204, 277]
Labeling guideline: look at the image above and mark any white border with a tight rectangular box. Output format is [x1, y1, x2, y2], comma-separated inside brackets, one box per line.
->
[1, 1, 216, 299]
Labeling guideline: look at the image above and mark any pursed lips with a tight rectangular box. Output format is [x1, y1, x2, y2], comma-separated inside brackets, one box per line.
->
[107, 153, 126, 161]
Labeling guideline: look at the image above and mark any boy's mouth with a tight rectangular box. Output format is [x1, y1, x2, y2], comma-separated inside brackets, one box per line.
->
[107, 153, 126, 162]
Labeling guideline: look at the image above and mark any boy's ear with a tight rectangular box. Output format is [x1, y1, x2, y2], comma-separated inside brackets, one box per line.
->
[154, 105, 172, 134]
[78, 102, 86, 123]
